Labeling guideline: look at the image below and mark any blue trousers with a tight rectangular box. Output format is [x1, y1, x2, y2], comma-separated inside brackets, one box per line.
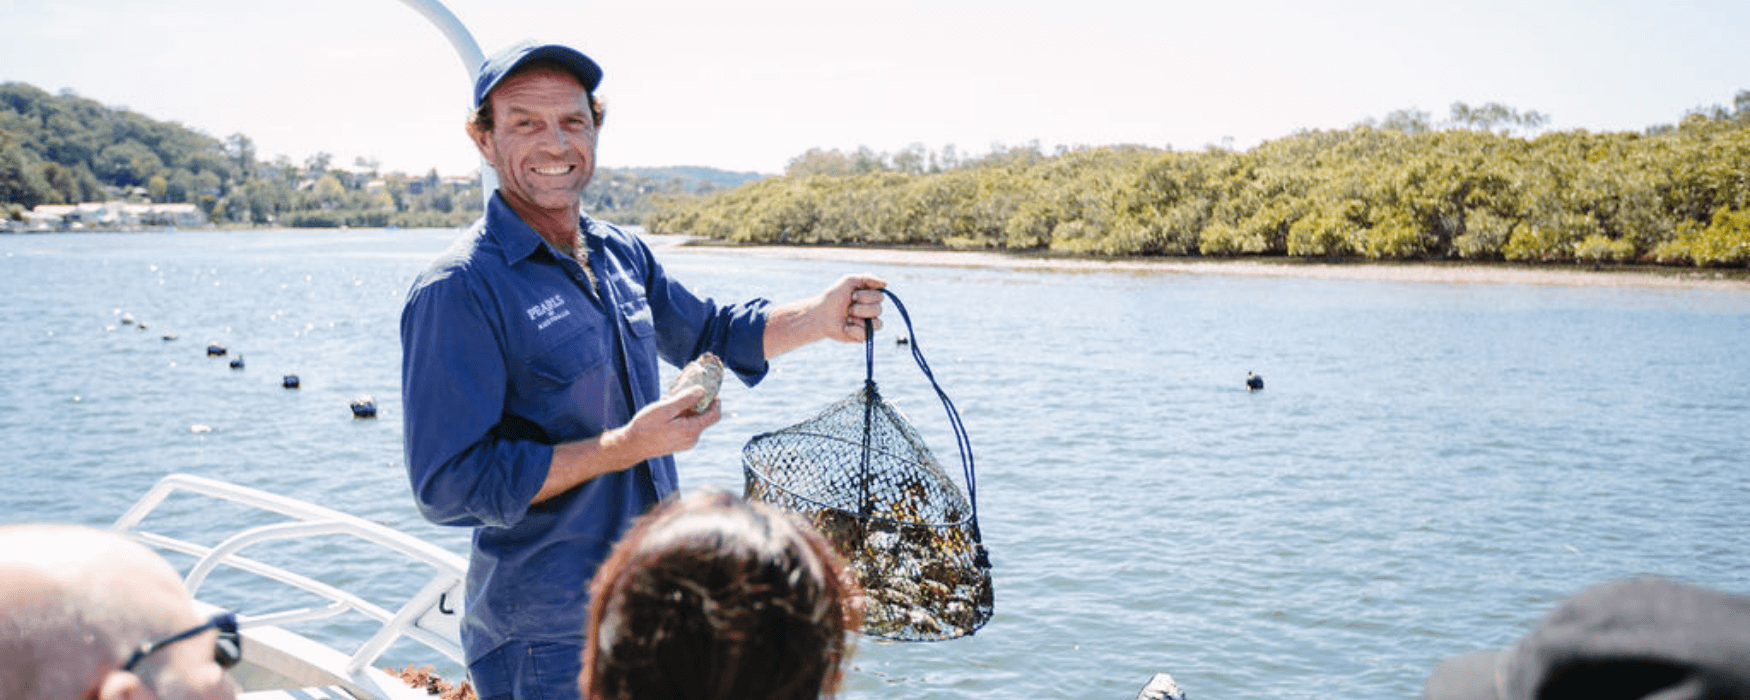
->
[468, 640, 583, 700]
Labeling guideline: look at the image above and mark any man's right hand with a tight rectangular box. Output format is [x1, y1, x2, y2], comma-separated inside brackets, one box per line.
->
[618, 386, 721, 458]
[534, 387, 720, 504]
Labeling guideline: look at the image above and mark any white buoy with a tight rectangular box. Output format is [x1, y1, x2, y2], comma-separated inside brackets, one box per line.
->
[1135, 673, 1186, 700]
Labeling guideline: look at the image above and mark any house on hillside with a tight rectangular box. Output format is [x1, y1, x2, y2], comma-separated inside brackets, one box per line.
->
[17, 201, 208, 232]
[126, 202, 207, 229]
[23, 203, 96, 231]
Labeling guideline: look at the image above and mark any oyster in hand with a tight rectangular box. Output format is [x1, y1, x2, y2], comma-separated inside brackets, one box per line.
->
[667, 352, 724, 414]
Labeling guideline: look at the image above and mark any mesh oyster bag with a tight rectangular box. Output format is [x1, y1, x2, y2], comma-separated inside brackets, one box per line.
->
[743, 290, 992, 641]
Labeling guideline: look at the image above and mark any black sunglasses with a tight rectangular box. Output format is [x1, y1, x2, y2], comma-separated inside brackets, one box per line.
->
[120, 611, 243, 672]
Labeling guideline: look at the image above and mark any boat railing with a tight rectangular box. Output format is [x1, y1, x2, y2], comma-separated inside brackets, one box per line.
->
[111, 473, 466, 677]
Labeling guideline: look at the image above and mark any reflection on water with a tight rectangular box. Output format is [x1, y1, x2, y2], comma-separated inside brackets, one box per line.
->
[3, 229, 1748, 700]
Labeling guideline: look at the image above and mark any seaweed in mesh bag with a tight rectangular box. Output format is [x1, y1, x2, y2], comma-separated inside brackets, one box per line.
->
[743, 290, 992, 642]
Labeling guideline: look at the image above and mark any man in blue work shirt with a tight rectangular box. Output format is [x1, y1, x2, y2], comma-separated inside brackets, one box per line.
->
[399, 42, 886, 700]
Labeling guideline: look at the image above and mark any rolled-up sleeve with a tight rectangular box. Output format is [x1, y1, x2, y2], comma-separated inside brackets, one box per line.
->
[401, 270, 549, 529]
[630, 239, 772, 386]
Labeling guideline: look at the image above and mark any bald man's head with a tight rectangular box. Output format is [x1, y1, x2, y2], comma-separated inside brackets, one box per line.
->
[0, 524, 236, 700]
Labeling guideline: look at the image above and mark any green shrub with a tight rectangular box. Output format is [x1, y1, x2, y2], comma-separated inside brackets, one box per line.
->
[1690, 208, 1750, 266]
[1454, 208, 1516, 259]
[1357, 209, 1427, 259]
[1574, 234, 1636, 264]
[1198, 222, 1268, 255]
[1287, 199, 1364, 257]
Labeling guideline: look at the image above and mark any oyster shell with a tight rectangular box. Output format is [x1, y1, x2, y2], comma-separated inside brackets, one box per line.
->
[668, 352, 724, 414]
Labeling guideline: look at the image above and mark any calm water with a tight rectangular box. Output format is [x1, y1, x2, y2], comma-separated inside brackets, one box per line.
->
[3, 229, 1748, 699]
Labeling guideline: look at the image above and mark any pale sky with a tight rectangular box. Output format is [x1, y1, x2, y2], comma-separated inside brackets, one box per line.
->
[4, 0, 1747, 177]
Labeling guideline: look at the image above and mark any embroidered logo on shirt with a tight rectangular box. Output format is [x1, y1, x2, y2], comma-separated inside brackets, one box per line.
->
[526, 295, 571, 330]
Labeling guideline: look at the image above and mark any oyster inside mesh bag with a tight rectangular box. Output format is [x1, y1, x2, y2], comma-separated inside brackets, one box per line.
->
[743, 383, 992, 641]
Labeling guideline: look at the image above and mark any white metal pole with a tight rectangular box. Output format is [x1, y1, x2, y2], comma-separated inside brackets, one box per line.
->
[393, 0, 496, 207]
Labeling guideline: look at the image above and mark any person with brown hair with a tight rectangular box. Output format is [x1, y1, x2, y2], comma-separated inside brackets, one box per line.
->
[581, 490, 862, 700]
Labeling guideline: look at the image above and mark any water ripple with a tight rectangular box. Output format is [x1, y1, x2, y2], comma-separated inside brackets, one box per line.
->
[3, 230, 1748, 700]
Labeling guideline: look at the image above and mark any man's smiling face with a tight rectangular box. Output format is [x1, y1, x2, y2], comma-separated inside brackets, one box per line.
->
[472, 65, 598, 233]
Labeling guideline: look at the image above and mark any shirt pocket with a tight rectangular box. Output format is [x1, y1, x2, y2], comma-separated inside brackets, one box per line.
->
[620, 297, 655, 340]
[526, 320, 606, 390]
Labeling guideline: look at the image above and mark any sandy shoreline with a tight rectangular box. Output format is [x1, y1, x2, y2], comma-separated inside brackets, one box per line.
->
[649, 237, 1750, 292]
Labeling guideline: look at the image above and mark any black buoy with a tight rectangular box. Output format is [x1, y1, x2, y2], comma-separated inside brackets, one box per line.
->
[282, 374, 300, 389]
[1245, 371, 1264, 392]
[206, 343, 227, 357]
[350, 396, 378, 419]
[229, 355, 245, 370]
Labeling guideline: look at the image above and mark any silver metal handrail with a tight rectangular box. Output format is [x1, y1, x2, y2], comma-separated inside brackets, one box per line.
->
[111, 473, 467, 673]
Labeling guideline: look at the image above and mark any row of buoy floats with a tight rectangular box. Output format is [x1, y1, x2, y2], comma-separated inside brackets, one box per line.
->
[114, 311, 378, 419]
[205, 343, 247, 370]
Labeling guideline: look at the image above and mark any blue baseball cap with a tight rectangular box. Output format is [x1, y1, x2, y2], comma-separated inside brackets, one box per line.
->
[473, 41, 603, 109]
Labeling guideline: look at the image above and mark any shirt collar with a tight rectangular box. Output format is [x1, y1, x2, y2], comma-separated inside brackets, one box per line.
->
[485, 192, 596, 265]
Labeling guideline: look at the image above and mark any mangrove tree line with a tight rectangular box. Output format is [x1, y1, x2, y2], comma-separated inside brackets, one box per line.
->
[648, 94, 1750, 267]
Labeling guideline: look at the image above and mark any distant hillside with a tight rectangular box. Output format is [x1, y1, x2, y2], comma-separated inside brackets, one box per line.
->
[0, 81, 755, 227]
[1, 82, 229, 210]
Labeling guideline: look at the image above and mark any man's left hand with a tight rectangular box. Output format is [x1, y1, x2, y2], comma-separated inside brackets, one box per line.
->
[826, 274, 886, 343]
[761, 273, 887, 358]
